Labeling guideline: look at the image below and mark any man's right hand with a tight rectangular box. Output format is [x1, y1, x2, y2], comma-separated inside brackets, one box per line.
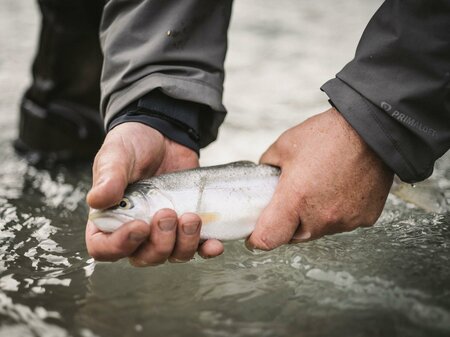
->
[85, 122, 224, 266]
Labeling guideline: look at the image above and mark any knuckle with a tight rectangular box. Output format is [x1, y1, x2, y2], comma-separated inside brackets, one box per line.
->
[318, 208, 341, 227]
[172, 247, 197, 261]
[88, 248, 119, 262]
[115, 240, 137, 255]
[152, 244, 173, 257]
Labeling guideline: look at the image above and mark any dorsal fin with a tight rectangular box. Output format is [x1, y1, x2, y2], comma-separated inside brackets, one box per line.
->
[224, 161, 256, 168]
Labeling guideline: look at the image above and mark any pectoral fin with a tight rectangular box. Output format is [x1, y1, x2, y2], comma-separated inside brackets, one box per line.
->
[199, 212, 221, 225]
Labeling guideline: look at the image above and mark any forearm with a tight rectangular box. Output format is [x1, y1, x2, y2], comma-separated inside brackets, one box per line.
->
[322, 0, 450, 182]
[100, 0, 234, 147]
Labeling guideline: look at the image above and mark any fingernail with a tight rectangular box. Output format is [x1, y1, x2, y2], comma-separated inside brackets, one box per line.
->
[292, 231, 311, 242]
[182, 221, 200, 235]
[245, 240, 255, 252]
[128, 232, 147, 243]
[158, 218, 177, 231]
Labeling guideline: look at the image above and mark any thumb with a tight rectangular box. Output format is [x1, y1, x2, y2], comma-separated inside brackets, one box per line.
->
[86, 134, 134, 209]
[246, 172, 300, 251]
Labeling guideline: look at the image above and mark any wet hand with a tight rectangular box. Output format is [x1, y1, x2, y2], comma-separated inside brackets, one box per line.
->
[247, 108, 394, 250]
[85, 122, 224, 265]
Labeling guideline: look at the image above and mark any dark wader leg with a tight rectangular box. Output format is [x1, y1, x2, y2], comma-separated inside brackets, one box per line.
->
[15, 0, 105, 165]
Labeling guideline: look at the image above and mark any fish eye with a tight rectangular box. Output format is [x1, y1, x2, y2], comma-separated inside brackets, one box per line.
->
[118, 198, 133, 210]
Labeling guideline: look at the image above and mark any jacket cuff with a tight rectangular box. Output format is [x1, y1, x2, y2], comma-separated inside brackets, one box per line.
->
[321, 78, 433, 183]
[107, 90, 202, 154]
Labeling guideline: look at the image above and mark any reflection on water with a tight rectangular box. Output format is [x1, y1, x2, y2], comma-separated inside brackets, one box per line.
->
[0, 0, 449, 336]
[0, 135, 449, 336]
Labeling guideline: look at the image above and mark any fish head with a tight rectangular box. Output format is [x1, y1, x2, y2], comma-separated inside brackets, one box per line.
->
[89, 190, 153, 232]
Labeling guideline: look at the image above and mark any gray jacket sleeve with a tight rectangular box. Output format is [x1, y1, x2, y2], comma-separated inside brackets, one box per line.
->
[99, 0, 233, 147]
[321, 0, 450, 183]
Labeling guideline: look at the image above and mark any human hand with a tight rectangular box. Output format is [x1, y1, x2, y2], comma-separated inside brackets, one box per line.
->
[85, 122, 224, 265]
[247, 108, 394, 250]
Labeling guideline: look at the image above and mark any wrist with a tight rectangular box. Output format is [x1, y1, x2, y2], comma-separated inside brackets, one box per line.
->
[327, 107, 394, 176]
[107, 90, 202, 155]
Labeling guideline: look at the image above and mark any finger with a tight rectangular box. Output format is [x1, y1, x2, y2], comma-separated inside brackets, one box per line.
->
[169, 213, 201, 263]
[246, 172, 300, 251]
[129, 209, 178, 267]
[290, 218, 345, 243]
[290, 227, 314, 244]
[259, 141, 281, 167]
[86, 220, 150, 262]
[197, 239, 224, 259]
[86, 134, 133, 209]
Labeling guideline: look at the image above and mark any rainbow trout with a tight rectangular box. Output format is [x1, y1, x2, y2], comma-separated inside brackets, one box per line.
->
[89, 161, 280, 240]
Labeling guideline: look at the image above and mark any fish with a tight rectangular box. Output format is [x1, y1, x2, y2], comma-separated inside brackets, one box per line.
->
[89, 161, 280, 241]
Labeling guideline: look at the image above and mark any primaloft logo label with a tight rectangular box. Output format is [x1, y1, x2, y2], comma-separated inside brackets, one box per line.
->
[381, 102, 437, 138]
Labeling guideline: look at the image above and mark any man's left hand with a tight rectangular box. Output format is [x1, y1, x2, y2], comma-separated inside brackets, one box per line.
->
[247, 108, 394, 250]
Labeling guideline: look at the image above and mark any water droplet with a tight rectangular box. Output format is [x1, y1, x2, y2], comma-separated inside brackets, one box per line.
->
[166, 30, 171, 36]
[411, 184, 416, 188]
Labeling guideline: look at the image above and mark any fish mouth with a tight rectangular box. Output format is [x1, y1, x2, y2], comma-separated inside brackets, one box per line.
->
[89, 211, 134, 233]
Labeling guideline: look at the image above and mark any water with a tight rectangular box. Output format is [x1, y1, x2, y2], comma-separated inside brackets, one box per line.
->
[1, 1, 449, 336]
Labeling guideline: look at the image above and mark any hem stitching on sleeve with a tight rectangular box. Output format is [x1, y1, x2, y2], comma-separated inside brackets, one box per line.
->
[353, 83, 419, 178]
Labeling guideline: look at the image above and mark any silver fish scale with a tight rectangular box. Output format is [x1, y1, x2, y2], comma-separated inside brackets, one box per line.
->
[92, 161, 281, 239]
[128, 161, 280, 193]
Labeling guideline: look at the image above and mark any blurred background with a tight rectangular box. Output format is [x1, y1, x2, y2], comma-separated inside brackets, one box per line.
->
[0, 1, 449, 337]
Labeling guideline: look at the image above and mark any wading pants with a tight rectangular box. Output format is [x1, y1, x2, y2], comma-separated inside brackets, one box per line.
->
[18, 0, 105, 160]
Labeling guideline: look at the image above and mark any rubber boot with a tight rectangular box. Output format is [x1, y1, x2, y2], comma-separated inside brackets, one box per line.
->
[14, 0, 105, 165]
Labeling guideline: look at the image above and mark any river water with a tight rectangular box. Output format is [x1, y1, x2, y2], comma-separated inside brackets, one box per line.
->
[0, 1, 449, 336]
